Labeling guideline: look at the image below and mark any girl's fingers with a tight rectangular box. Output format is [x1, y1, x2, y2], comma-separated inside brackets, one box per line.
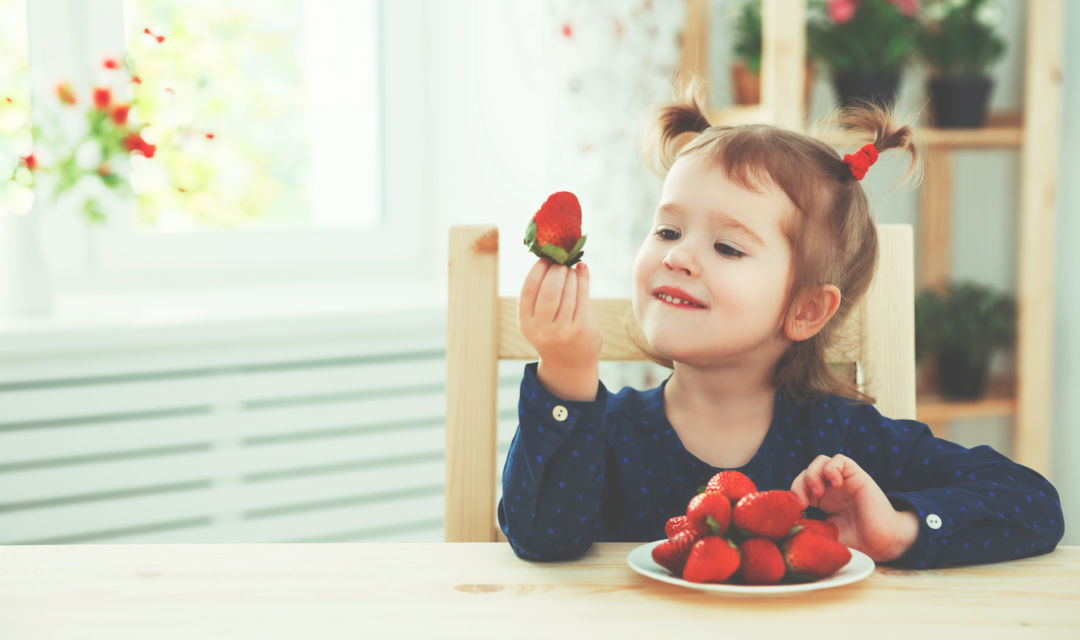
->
[804, 455, 830, 497]
[519, 259, 550, 321]
[573, 263, 590, 323]
[536, 264, 568, 322]
[790, 471, 812, 509]
[556, 268, 578, 324]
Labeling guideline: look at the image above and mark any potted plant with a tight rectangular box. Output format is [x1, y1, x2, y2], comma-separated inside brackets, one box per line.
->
[917, 0, 1005, 128]
[807, 0, 921, 109]
[730, 0, 814, 108]
[914, 281, 1016, 399]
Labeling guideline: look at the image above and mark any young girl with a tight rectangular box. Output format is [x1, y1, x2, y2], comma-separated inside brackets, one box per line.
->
[498, 91, 1064, 569]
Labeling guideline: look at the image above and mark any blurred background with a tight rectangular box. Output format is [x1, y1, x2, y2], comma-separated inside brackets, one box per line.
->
[0, 0, 1076, 545]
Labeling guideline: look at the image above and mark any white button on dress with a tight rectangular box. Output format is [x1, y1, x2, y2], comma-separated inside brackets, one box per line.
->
[552, 405, 569, 422]
[926, 514, 943, 530]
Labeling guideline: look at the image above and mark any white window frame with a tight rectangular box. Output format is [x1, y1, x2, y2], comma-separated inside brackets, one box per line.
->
[26, 0, 434, 292]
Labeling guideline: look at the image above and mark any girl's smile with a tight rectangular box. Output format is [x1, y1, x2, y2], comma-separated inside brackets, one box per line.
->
[652, 285, 708, 309]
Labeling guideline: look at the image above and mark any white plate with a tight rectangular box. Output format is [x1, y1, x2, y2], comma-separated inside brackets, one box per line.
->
[627, 539, 874, 597]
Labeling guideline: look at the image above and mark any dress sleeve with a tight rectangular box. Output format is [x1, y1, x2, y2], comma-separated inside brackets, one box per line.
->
[842, 404, 1064, 569]
[497, 362, 610, 561]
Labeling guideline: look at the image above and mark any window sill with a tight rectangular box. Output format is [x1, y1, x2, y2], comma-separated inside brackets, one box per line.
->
[0, 278, 448, 360]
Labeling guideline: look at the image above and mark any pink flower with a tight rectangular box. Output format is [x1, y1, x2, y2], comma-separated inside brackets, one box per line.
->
[889, 0, 920, 17]
[828, 0, 858, 24]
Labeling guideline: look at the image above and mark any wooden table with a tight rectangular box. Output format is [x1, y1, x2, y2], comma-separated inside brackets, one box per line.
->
[1, 543, 1077, 638]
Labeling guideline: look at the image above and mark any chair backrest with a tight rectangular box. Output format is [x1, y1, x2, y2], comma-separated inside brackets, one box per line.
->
[445, 224, 915, 542]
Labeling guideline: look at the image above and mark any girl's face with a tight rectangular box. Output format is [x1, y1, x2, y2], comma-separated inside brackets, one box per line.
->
[632, 155, 796, 368]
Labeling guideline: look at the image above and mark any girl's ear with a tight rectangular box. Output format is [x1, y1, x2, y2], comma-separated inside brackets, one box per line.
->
[784, 285, 842, 342]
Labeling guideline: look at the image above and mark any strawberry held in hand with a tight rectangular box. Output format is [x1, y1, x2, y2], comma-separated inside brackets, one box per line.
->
[524, 191, 587, 266]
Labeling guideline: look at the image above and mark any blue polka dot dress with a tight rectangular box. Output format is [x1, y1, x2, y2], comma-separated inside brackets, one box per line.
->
[497, 363, 1064, 568]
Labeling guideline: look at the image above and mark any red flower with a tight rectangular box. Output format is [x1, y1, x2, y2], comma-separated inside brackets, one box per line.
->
[205, 133, 215, 140]
[111, 104, 130, 125]
[123, 132, 157, 158]
[827, 0, 858, 23]
[132, 75, 142, 85]
[103, 58, 120, 70]
[56, 82, 77, 105]
[93, 87, 111, 110]
[21, 154, 37, 171]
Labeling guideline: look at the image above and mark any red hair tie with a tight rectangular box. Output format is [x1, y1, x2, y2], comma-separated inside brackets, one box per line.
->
[843, 143, 879, 180]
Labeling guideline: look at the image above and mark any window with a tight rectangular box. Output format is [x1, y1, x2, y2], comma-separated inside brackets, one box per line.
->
[125, 0, 382, 233]
[0, 0, 31, 215]
[21, 0, 433, 288]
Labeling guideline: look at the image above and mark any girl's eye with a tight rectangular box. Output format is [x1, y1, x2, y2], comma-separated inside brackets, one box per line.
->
[715, 242, 744, 258]
[655, 228, 680, 241]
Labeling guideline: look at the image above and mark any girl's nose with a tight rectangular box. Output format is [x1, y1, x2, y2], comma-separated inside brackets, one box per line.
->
[663, 244, 699, 277]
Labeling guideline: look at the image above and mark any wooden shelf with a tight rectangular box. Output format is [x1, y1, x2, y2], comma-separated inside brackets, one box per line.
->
[708, 108, 1023, 149]
[820, 127, 1023, 149]
[916, 376, 1017, 424]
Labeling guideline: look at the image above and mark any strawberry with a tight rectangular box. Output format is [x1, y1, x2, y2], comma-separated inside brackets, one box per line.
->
[732, 490, 802, 540]
[664, 515, 709, 539]
[737, 537, 786, 585]
[686, 490, 732, 536]
[651, 529, 699, 576]
[705, 470, 757, 503]
[782, 530, 852, 582]
[524, 191, 586, 266]
[787, 518, 840, 541]
[682, 537, 741, 584]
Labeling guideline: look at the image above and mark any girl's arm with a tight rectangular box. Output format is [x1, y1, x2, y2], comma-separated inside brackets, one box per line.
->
[498, 363, 609, 561]
[848, 407, 1064, 568]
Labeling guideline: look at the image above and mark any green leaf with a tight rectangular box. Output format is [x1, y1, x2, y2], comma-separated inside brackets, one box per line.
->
[539, 243, 569, 264]
[570, 234, 586, 255]
[523, 220, 537, 246]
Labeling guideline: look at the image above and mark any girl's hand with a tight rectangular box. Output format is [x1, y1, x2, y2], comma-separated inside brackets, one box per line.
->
[790, 454, 920, 563]
[518, 259, 603, 402]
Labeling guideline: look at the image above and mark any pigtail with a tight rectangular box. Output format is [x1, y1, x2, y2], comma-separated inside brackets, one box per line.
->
[643, 79, 712, 175]
[832, 100, 920, 183]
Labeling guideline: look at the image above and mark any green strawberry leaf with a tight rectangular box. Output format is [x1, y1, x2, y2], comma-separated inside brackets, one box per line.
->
[570, 234, 586, 254]
[705, 515, 722, 536]
[523, 220, 537, 247]
[540, 243, 569, 264]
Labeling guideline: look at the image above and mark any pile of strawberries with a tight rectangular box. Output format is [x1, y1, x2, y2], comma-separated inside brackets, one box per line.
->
[653, 471, 851, 584]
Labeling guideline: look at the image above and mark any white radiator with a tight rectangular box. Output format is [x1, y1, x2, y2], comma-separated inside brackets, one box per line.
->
[0, 303, 659, 545]
[0, 311, 520, 544]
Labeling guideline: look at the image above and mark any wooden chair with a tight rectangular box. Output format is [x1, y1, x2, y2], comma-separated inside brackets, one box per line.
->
[445, 224, 915, 542]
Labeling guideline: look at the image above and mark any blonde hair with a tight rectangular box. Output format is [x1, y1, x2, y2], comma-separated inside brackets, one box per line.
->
[636, 84, 918, 404]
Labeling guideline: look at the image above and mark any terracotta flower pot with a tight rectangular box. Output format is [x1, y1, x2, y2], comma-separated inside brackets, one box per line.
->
[731, 61, 815, 109]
